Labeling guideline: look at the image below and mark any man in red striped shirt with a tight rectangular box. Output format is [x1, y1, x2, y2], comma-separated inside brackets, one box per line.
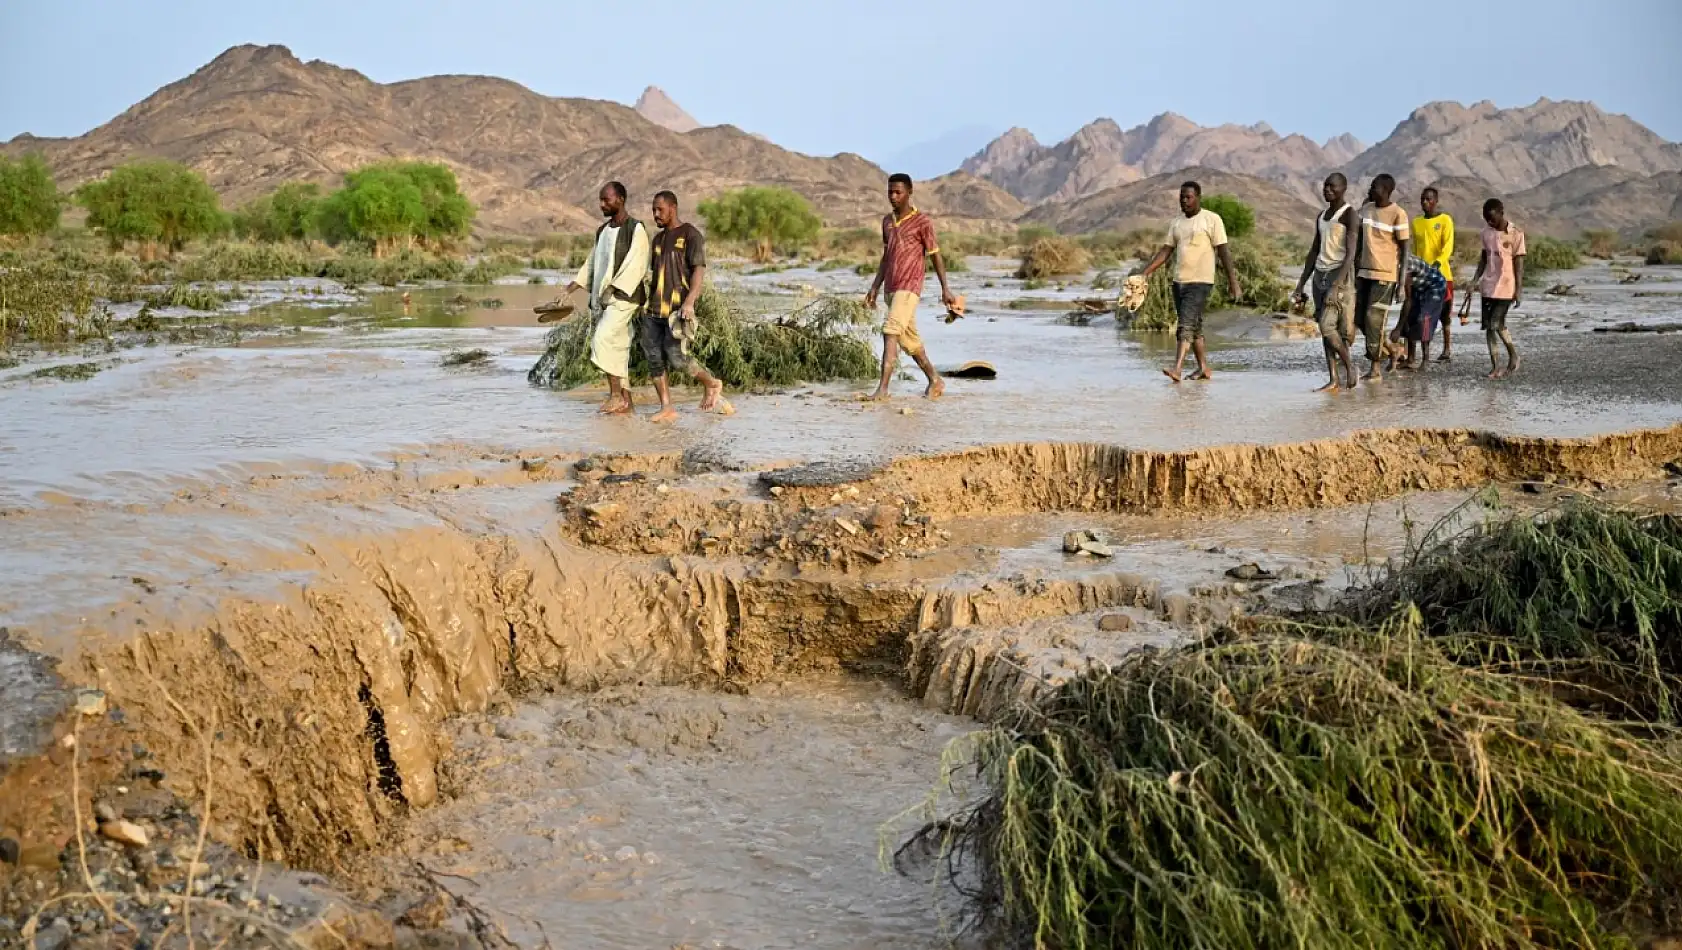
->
[864, 173, 958, 400]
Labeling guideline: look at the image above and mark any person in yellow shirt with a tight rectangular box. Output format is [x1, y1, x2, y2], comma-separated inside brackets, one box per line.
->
[1412, 186, 1455, 360]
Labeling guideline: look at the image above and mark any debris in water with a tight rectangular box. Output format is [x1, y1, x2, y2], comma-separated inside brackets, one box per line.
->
[939, 361, 998, 379]
[441, 348, 492, 367]
[1225, 563, 1277, 582]
[1544, 283, 1575, 296]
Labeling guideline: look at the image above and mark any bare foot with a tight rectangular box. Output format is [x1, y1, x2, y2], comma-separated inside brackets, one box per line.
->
[602, 394, 634, 415]
[1314, 380, 1341, 393]
[650, 406, 679, 423]
[861, 389, 890, 402]
[699, 380, 725, 411]
[1363, 369, 1382, 382]
[924, 378, 945, 399]
[1161, 368, 1182, 383]
[1487, 369, 1506, 379]
[1506, 360, 1520, 376]
[1436, 352, 1452, 362]
[708, 397, 736, 416]
[1190, 369, 1213, 381]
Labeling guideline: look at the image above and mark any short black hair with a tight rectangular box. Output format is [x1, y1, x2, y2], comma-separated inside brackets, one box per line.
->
[653, 190, 678, 207]
[888, 173, 913, 190]
[1483, 198, 1505, 217]
[1373, 174, 1396, 195]
[604, 181, 628, 200]
[1181, 180, 1202, 196]
[1420, 185, 1439, 200]
[1325, 172, 1347, 187]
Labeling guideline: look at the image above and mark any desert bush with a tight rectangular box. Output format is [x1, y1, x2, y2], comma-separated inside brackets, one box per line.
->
[906, 610, 1682, 950]
[1078, 230, 1158, 268]
[173, 242, 318, 282]
[942, 231, 1010, 258]
[1524, 235, 1582, 278]
[76, 160, 224, 254]
[1015, 237, 1089, 279]
[1647, 241, 1681, 265]
[230, 182, 323, 243]
[698, 186, 821, 262]
[1581, 228, 1621, 259]
[462, 251, 527, 284]
[528, 290, 875, 390]
[141, 284, 236, 311]
[1201, 193, 1255, 239]
[0, 153, 63, 237]
[0, 253, 106, 346]
[937, 248, 969, 273]
[312, 161, 473, 254]
[1647, 221, 1682, 244]
[1125, 238, 1291, 330]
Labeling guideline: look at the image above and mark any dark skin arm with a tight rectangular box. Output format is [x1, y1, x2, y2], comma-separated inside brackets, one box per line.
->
[1335, 207, 1358, 286]
[1138, 244, 1174, 278]
[681, 265, 706, 318]
[865, 236, 889, 309]
[1512, 255, 1524, 308]
[930, 251, 956, 309]
[1216, 242, 1240, 301]
[1294, 228, 1322, 299]
[1461, 249, 1489, 321]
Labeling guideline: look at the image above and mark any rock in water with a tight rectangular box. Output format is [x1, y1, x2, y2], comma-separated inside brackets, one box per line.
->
[99, 821, 149, 847]
[1096, 613, 1134, 632]
[1062, 529, 1099, 553]
[1078, 540, 1114, 558]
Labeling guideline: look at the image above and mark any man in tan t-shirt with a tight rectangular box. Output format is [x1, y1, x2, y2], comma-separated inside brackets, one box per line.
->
[1136, 181, 1240, 383]
[1353, 174, 1410, 382]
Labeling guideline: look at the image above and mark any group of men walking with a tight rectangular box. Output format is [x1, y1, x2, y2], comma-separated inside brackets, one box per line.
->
[565, 173, 959, 416]
[565, 168, 1532, 419]
[1150, 174, 1528, 391]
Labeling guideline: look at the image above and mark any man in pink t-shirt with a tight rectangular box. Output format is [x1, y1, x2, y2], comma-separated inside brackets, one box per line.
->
[1460, 198, 1526, 379]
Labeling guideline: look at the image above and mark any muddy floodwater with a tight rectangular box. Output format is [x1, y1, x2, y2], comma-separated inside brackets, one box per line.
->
[2, 256, 1681, 948]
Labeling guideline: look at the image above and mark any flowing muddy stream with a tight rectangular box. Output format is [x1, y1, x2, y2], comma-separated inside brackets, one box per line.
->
[393, 678, 978, 950]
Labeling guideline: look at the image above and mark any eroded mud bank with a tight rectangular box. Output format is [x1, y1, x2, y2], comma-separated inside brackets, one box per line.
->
[4, 424, 1680, 884]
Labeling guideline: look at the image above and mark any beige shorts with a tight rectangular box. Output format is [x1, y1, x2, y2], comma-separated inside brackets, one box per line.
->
[884, 291, 923, 355]
[589, 299, 639, 379]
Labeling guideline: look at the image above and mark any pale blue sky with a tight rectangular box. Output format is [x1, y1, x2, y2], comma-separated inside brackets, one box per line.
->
[2, 0, 1679, 170]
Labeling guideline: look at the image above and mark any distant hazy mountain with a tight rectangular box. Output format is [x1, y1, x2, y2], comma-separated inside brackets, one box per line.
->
[879, 125, 1002, 181]
[633, 86, 699, 134]
[1019, 166, 1319, 237]
[0, 45, 1025, 234]
[961, 115, 1363, 205]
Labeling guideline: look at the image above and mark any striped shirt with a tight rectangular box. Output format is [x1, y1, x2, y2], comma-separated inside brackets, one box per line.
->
[881, 208, 939, 295]
[1357, 202, 1410, 282]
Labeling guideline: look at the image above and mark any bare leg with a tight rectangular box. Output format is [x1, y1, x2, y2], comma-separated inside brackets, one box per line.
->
[650, 374, 678, 423]
[907, 347, 945, 398]
[867, 334, 899, 400]
[603, 376, 634, 414]
[1318, 339, 1341, 392]
[1438, 317, 1452, 360]
[1499, 327, 1520, 376]
[1190, 338, 1212, 380]
[1163, 338, 1190, 383]
[1486, 329, 1505, 379]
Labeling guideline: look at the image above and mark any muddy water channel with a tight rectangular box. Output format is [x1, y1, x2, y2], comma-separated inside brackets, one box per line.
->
[2, 256, 1682, 947]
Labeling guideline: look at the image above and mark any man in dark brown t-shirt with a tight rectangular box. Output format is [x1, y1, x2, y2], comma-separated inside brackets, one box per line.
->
[644, 191, 731, 421]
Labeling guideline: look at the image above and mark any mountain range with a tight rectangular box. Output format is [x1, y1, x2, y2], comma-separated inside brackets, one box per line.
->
[3, 45, 1679, 240]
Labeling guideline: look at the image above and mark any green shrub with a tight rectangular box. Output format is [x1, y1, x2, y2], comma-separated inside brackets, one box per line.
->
[936, 249, 969, 273]
[0, 253, 103, 346]
[76, 160, 224, 253]
[1524, 235, 1582, 278]
[312, 161, 473, 253]
[1125, 238, 1292, 331]
[1015, 237, 1089, 279]
[0, 154, 63, 236]
[698, 186, 821, 262]
[1200, 193, 1255, 239]
[1581, 228, 1621, 259]
[1648, 221, 1682, 244]
[231, 182, 323, 243]
[1015, 224, 1056, 248]
[174, 242, 318, 282]
[141, 284, 235, 311]
[1647, 241, 1681, 265]
[529, 291, 875, 390]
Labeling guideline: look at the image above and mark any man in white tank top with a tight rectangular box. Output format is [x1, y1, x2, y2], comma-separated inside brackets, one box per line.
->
[1292, 173, 1361, 392]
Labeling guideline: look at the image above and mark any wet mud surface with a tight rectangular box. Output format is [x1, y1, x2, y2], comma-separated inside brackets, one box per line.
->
[3, 256, 1681, 946]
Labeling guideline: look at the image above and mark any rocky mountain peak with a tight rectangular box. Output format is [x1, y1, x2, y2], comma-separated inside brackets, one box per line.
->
[633, 86, 699, 133]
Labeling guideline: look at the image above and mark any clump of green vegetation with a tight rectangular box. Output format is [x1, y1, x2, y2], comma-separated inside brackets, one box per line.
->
[942, 231, 1011, 259]
[76, 160, 225, 256]
[441, 348, 492, 367]
[230, 182, 323, 243]
[853, 260, 877, 276]
[937, 249, 969, 273]
[815, 258, 856, 273]
[462, 252, 527, 284]
[313, 161, 474, 255]
[174, 241, 318, 282]
[699, 186, 822, 262]
[1647, 242, 1681, 265]
[816, 227, 879, 260]
[1582, 228, 1621, 259]
[1125, 239, 1292, 331]
[528, 290, 876, 391]
[907, 610, 1682, 950]
[141, 284, 237, 311]
[24, 360, 107, 382]
[1352, 499, 1682, 722]
[528, 254, 567, 270]
[1014, 224, 1056, 248]
[1201, 193, 1256, 239]
[1015, 237, 1089, 279]
[1077, 230, 1159, 268]
[1524, 235, 1583, 283]
[0, 254, 106, 347]
[0, 153, 63, 237]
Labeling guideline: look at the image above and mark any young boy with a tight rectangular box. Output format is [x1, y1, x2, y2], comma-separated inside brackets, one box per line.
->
[864, 173, 958, 400]
[643, 190, 731, 421]
[1461, 198, 1526, 378]
[1353, 174, 1410, 382]
[1136, 180, 1241, 382]
[1412, 186, 1455, 360]
[1291, 173, 1360, 392]
[1399, 254, 1447, 370]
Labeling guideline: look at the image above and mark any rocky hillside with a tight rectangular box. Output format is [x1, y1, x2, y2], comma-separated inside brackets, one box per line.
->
[633, 86, 699, 133]
[1018, 167, 1319, 237]
[0, 45, 1022, 235]
[961, 114, 1362, 205]
[1347, 99, 1682, 197]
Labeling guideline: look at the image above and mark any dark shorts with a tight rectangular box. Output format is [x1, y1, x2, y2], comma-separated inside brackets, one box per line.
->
[1481, 298, 1514, 333]
[1172, 282, 1213, 343]
[1405, 290, 1446, 344]
[639, 314, 689, 375]
[1353, 277, 1397, 362]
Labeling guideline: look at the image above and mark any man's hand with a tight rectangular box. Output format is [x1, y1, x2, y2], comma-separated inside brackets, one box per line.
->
[681, 300, 697, 321]
[941, 288, 957, 310]
[1227, 278, 1241, 303]
[564, 281, 583, 294]
[1512, 292, 1522, 310]
[865, 288, 879, 310]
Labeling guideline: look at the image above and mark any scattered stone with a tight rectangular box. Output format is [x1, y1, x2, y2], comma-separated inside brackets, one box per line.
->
[582, 502, 622, 521]
[34, 919, 71, 950]
[1062, 529, 1099, 553]
[0, 837, 18, 865]
[899, 407, 914, 415]
[99, 821, 149, 847]
[94, 802, 119, 823]
[1078, 540, 1113, 558]
[857, 549, 886, 564]
[759, 460, 881, 489]
[602, 472, 646, 485]
[520, 458, 549, 473]
[769, 486, 785, 496]
[614, 846, 639, 862]
[573, 457, 597, 473]
[73, 689, 108, 717]
[834, 517, 861, 535]
[1544, 283, 1575, 296]
[1096, 613, 1134, 632]
[1050, 633, 1079, 650]
[1225, 563, 1277, 582]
